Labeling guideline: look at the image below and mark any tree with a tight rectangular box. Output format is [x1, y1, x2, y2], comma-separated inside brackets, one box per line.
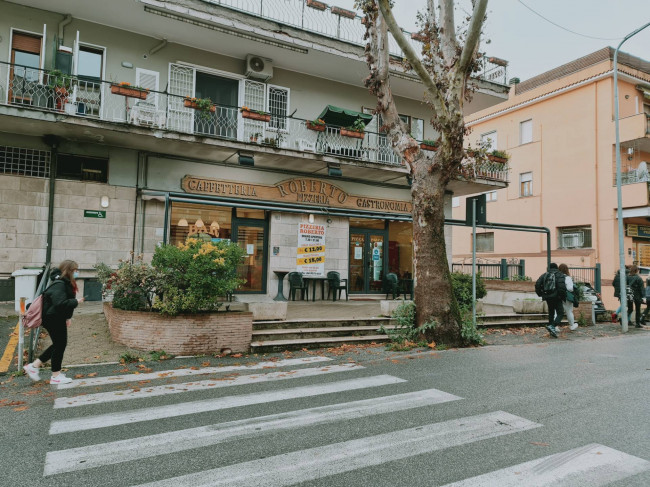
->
[356, 0, 490, 346]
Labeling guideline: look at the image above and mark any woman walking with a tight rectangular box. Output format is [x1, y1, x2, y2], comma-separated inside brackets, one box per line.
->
[23, 260, 85, 384]
[559, 264, 578, 331]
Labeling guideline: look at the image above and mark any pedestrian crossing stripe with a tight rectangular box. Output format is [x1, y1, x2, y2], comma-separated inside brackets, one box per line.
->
[57, 356, 333, 389]
[49, 375, 407, 434]
[54, 363, 364, 408]
[440, 443, 650, 486]
[129, 411, 541, 487]
[44, 388, 462, 476]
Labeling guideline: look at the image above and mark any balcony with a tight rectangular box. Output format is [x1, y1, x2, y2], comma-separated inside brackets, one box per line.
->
[0, 61, 508, 187]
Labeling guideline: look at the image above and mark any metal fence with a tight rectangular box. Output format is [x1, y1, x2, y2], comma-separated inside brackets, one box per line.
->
[452, 259, 526, 280]
[567, 264, 601, 292]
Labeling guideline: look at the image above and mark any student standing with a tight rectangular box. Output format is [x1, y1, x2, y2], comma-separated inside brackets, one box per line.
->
[559, 264, 578, 331]
[627, 265, 645, 328]
[23, 260, 85, 384]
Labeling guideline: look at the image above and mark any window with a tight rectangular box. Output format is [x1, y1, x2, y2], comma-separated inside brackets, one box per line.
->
[56, 154, 108, 182]
[520, 172, 533, 197]
[268, 86, 289, 131]
[10, 32, 43, 105]
[481, 131, 497, 151]
[0, 145, 50, 178]
[557, 226, 592, 249]
[520, 119, 533, 144]
[452, 197, 460, 208]
[485, 190, 497, 202]
[476, 232, 494, 252]
[77, 45, 103, 81]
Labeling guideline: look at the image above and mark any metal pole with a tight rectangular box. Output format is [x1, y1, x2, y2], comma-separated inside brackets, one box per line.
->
[18, 297, 26, 371]
[472, 199, 477, 329]
[614, 22, 650, 333]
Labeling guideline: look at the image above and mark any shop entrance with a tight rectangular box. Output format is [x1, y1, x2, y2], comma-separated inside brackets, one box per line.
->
[349, 229, 387, 294]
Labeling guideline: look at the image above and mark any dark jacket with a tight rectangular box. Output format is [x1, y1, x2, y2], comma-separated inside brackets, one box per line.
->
[535, 268, 567, 301]
[628, 274, 644, 302]
[42, 273, 78, 325]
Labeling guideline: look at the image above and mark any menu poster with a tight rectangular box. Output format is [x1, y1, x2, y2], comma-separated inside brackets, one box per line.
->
[297, 223, 326, 276]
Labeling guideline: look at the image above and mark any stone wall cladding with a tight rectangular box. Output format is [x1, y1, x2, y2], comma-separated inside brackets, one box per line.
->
[484, 280, 535, 292]
[104, 303, 253, 354]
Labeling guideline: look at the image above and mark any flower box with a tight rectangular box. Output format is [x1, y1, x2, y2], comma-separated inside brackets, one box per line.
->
[111, 84, 149, 99]
[340, 128, 365, 139]
[184, 99, 216, 112]
[241, 109, 271, 122]
[306, 121, 326, 132]
[487, 154, 508, 163]
[331, 6, 356, 19]
[420, 143, 438, 151]
[306, 0, 327, 11]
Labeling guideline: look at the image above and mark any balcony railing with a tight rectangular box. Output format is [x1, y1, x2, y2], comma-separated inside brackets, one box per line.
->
[0, 62, 508, 182]
[615, 164, 650, 186]
[205, 0, 508, 85]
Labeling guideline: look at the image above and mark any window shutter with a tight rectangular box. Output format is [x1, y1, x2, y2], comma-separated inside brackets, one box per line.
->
[135, 68, 159, 106]
[12, 32, 42, 53]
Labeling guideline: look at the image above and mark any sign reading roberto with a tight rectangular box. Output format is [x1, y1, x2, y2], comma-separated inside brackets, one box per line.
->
[181, 176, 411, 214]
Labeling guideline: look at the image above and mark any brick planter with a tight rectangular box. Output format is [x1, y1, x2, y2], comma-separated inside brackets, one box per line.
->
[575, 301, 595, 326]
[104, 303, 253, 354]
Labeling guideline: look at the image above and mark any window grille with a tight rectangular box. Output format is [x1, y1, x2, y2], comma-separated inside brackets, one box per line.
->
[268, 86, 288, 130]
[0, 145, 50, 178]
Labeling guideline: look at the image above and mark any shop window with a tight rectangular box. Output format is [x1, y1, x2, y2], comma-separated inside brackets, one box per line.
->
[388, 221, 413, 279]
[520, 119, 533, 144]
[476, 232, 494, 252]
[170, 203, 232, 246]
[56, 154, 108, 182]
[236, 208, 266, 219]
[520, 172, 533, 197]
[557, 226, 591, 249]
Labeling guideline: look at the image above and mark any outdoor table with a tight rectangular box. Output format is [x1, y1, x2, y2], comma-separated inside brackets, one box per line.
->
[303, 275, 328, 301]
[272, 270, 289, 301]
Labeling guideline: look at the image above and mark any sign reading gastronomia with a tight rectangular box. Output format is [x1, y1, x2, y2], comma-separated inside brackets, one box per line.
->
[297, 223, 326, 276]
[181, 176, 412, 214]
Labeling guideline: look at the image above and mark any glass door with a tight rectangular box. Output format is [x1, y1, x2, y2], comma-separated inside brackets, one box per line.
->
[195, 72, 238, 137]
[232, 218, 267, 293]
[349, 229, 386, 294]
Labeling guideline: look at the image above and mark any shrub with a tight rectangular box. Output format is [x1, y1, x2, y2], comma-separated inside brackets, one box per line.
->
[450, 271, 486, 311]
[94, 257, 157, 311]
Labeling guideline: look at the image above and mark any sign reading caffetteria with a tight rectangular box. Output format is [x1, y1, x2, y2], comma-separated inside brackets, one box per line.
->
[181, 176, 411, 214]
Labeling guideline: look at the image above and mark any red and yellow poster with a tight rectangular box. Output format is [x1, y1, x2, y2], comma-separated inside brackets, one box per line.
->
[297, 223, 326, 276]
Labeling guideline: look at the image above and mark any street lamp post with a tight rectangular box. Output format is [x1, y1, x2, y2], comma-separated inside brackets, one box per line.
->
[614, 22, 650, 333]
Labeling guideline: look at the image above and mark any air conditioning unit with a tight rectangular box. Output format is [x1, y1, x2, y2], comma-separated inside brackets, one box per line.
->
[561, 233, 583, 248]
[245, 54, 273, 81]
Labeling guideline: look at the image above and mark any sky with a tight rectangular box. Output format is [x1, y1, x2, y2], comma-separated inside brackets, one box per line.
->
[334, 0, 650, 82]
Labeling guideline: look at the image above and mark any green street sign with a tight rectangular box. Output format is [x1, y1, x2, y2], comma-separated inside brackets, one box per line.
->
[84, 210, 106, 218]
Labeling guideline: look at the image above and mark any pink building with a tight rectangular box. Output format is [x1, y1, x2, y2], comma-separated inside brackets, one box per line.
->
[452, 48, 650, 308]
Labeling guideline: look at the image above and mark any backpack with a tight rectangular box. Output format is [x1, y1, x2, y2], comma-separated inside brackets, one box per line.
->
[542, 271, 557, 298]
[23, 294, 44, 329]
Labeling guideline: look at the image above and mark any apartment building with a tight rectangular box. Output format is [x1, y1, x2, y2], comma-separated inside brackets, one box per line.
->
[452, 48, 650, 307]
[1, 0, 509, 299]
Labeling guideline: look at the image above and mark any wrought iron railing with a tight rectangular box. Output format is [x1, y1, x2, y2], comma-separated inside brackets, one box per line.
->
[452, 258, 525, 280]
[614, 164, 650, 186]
[0, 61, 509, 182]
[205, 0, 508, 85]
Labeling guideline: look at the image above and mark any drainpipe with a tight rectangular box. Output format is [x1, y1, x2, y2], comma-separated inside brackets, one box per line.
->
[58, 14, 72, 45]
[148, 38, 168, 56]
[42, 135, 60, 265]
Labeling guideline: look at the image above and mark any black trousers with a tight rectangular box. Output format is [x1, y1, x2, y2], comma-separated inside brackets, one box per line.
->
[38, 319, 67, 373]
[547, 298, 563, 327]
[631, 299, 642, 325]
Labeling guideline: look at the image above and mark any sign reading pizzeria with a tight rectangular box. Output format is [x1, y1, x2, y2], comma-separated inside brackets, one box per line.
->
[181, 176, 412, 214]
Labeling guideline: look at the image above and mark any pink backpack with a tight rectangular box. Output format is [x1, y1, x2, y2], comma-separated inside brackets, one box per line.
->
[23, 294, 44, 329]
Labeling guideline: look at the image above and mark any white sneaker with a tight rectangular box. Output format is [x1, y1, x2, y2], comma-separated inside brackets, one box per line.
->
[569, 323, 578, 331]
[50, 373, 72, 385]
[23, 363, 40, 381]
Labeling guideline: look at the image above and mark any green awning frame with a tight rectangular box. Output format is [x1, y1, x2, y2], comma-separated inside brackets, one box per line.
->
[317, 105, 373, 128]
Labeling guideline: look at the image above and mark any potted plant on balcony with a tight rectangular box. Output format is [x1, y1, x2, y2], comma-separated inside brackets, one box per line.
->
[240, 106, 271, 122]
[184, 96, 216, 113]
[262, 136, 278, 147]
[110, 81, 150, 100]
[249, 132, 262, 143]
[306, 118, 326, 132]
[340, 118, 366, 139]
[488, 149, 510, 163]
[420, 139, 439, 151]
[47, 69, 74, 111]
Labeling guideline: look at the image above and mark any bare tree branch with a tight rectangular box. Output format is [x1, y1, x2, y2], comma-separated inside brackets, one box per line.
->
[376, 0, 448, 120]
[439, 0, 458, 65]
[457, 0, 487, 75]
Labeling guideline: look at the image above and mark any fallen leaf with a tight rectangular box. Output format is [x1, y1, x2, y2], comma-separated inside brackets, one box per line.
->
[201, 362, 211, 367]
[427, 341, 436, 349]
[13, 406, 29, 412]
[530, 442, 549, 447]
[231, 353, 243, 358]
[87, 373, 98, 377]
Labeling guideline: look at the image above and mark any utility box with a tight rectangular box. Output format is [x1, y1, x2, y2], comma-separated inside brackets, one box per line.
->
[465, 194, 487, 226]
[11, 269, 42, 313]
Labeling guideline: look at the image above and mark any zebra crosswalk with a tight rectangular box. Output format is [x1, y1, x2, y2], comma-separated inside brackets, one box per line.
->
[43, 355, 650, 486]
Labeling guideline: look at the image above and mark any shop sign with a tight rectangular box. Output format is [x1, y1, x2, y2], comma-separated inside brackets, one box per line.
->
[297, 223, 326, 276]
[626, 224, 650, 239]
[181, 176, 412, 215]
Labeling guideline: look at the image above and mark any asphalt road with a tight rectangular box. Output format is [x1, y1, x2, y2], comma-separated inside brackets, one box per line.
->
[1, 334, 649, 486]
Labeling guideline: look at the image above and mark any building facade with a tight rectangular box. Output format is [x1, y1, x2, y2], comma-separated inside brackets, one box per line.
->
[1, 0, 509, 299]
[452, 48, 650, 307]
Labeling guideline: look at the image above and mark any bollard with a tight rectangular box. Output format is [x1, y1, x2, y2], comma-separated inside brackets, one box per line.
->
[18, 297, 26, 371]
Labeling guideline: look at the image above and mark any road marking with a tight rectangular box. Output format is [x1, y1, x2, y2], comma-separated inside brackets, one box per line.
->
[54, 363, 364, 408]
[57, 356, 333, 389]
[131, 411, 540, 487]
[49, 374, 406, 434]
[44, 388, 461, 476]
[441, 443, 650, 486]
[0, 322, 19, 374]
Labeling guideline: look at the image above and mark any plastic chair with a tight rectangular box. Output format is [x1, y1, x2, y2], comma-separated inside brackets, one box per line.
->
[287, 272, 308, 301]
[326, 271, 348, 301]
[384, 272, 400, 299]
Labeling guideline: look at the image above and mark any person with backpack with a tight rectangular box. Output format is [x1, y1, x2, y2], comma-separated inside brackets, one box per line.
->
[22, 260, 85, 385]
[535, 263, 567, 338]
[627, 265, 645, 328]
[558, 264, 578, 331]
[612, 266, 632, 323]
[641, 277, 650, 325]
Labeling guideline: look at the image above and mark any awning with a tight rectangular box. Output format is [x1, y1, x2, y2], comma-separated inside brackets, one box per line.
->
[317, 105, 373, 128]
